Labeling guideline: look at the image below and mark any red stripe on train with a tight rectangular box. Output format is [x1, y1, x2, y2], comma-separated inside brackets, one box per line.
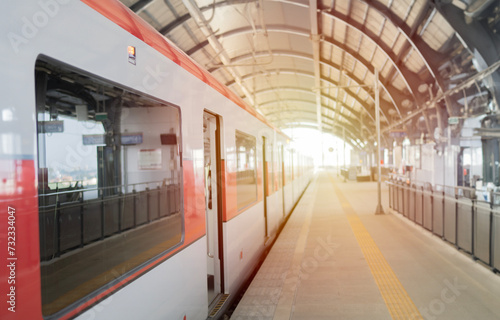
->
[0, 159, 41, 320]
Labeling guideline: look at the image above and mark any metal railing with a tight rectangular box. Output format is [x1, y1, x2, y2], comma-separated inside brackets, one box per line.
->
[38, 181, 181, 261]
[388, 178, 500, 272]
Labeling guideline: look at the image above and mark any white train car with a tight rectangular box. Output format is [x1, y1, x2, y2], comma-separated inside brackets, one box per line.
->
[0, 1, 313, 319]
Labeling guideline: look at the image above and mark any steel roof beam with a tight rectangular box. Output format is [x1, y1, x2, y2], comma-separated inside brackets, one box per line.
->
[318, 58, 392, 121]
[259, 98, 363, 129]
[160, 0, 218, 68]
[320, 11, 418, 107]
[378, 58, 500, 137]
[309, 0, 323, 134]
[180, 0, 257, 107]
[235, 69, 365, 119]
[161, 0, 448, 133]
[434, 1, 500, 112]
[160, 0, 258, 35]
[266, 109, 358, 133]
[383, 0, 432, 97]
[259, 96, 361, 120]
[251, 86, 372, 128]
[130, 0, 154, 12]
[361, 0, 454, 118]
[273, 113, 363, 147]
[181, 22, 405, 137]
[362, 0, 448, 86]
[222, 50, 393, 124]
[175, 0, 445, 98]
[334, 0, 351, 128]
[197, 25, 405, 117]
[267, 0, 435, 114]
[279, 122, 362, 149]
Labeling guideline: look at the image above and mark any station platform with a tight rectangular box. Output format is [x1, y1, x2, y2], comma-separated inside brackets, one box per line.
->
[230, 171, 500, 320]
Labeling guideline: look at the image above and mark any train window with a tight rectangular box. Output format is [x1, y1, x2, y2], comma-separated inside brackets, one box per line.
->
[235, 130, 257, 209]
[35, 59, 183, 316]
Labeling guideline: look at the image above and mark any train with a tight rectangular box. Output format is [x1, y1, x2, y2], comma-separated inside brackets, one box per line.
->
[0, 0, 313, 319]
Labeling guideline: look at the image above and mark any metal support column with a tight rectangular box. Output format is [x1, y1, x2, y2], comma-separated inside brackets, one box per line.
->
[343, 127, 346, 182]
[375, 69, 385, 215]
[309, 0, 323, 166]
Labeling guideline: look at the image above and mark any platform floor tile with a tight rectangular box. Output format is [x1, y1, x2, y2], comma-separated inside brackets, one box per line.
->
[231, 171, 500, 320]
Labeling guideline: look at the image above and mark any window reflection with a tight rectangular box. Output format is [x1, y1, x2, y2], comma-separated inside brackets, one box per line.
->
[235, 130, 257, 209]
[36, 59, 183, 315]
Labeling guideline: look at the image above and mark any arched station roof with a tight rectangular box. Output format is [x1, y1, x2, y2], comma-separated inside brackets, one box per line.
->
[121, 0, 500, 149]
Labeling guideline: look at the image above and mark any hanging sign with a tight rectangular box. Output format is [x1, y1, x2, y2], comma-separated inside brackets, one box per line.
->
[138, 149, 162, 170]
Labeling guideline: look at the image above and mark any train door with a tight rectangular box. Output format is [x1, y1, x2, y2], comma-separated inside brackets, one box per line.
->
[203, 112, 223, 307]
[262, 136, 269, 238]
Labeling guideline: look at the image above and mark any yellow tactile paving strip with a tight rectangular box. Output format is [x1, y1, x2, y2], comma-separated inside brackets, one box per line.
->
[330, 175, 423, 320]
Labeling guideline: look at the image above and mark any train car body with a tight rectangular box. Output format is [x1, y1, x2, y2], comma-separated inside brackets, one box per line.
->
[0, 1, 312, 319]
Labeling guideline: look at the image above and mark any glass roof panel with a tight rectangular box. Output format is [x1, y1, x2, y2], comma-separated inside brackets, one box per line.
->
[389, 0, 412, 21]
[334, 0, 350, 16]
[405, 0, 427, 28]
[380, 21, 399, 49]
[392, 32, 408, 56]
[351, 1, 368, 26]
[345, 29, 362, 53]
[420, 11, 455, 51]
[404, 48, 427, 74]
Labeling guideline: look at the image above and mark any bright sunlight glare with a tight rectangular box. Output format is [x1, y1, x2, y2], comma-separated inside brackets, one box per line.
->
[282, 127, 351, 168]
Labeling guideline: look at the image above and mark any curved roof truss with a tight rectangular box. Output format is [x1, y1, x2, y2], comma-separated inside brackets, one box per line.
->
[120, 0, 500, 150]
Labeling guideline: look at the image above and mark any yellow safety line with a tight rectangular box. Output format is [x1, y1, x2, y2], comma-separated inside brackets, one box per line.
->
[330, 175, 423, 320]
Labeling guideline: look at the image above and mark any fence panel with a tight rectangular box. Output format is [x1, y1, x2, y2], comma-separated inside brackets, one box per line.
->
[493, 206, 500, 271]
[122, 194, 135, 230]
[393, 183, 398, 210]
[392, 182, 399, 212]
[403, 184, 410, 218]
[388, 183, 393, 209]
[397, 183, 404, 214]
[148, 188, 160, 221]
[39, 205, 57, 260]
[409, 185, 416, 222]
[432, 187, 444, 237]
[387, 182, 500, 273]
[135, 191, 148, 225]
[474, 201, 491, 264]
[444, 191, 457, 244]
[423, 184, 433, 231]
[103, 196, 120, 236]
[59, 202, 82, 252]
[160, 186, 170, 217]
[83, 201, 102, 244]
[456, 196, 473, 253]
[169, 185, 177, 214]
[415, 186, 423, 225]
